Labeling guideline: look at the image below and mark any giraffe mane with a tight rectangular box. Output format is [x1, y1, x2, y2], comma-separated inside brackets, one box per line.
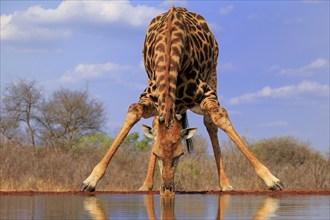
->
[164, 5, 175, 126]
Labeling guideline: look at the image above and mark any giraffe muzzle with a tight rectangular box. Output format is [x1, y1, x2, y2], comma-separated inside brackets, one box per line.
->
[161, 184, 175, 196]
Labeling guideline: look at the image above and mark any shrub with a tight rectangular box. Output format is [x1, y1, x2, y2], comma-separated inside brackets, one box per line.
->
[0, 135, 328, 191]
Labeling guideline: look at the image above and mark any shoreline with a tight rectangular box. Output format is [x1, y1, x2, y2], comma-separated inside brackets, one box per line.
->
[1, 190, 329, 195]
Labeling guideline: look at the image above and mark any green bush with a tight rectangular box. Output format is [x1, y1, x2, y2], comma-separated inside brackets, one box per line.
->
[77, 132, 114, 148]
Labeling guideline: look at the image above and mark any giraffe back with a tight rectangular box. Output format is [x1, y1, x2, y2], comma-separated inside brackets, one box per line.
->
[142, 6, 219, 125]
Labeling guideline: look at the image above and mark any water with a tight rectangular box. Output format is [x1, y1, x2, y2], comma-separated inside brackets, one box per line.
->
[0, 194, 329, 219]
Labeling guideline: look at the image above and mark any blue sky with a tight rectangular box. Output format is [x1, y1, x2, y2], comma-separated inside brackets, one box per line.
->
[1, 0, 329, 153]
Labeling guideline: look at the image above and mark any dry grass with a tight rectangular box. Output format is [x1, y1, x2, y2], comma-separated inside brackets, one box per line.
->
[1, 136, 329, 191]
[221, 137, 330, 190]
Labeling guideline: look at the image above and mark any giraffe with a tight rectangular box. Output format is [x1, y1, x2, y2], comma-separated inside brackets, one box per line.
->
[80, 6, 283, 195]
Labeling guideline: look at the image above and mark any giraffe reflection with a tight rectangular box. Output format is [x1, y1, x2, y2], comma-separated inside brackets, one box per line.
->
[216, 194, 230, 220]
[143, 195, 279, 220]
[253, 197, 279, 220]
[144, 195, 176, 220]
[83, 196, 107, 220]
[83, 195, 279, 220]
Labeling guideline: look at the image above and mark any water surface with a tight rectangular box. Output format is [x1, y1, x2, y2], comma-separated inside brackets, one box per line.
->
[1, 194, 329, 219]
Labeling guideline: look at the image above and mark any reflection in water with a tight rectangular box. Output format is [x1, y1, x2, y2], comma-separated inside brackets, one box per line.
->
[144, 195, 176, 220]
[143, 194, 278, 220]
[216, 194, 230, 219]
[84, 196, 107, 220]
[253, 197, 279, 220]
[1, 194, 328, 219]
[84, 194, 279, 220]
[160, 196, 176, 220]
[144, 195, 156, 220]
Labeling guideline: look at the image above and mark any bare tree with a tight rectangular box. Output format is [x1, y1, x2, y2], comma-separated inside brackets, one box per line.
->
[37, 88, 105, 148]
[0, 111, 21, 146]
[1, 79, 42, 147]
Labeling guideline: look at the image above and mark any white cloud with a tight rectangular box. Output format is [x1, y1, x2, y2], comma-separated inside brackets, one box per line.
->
[58, 62, 145, 90]
[219, 5, 234, 16]
[60, 62, 130, 84]
[270, 58, 329, 76]
[229, 81, 329, 105]
[1, 1, 162, 42]
[0, 12, 71, 41]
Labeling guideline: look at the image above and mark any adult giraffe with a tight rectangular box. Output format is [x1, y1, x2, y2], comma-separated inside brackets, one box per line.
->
[81, 6, 283, 195]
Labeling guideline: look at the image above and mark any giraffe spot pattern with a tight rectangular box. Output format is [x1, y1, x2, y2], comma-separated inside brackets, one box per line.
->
[140, 7, 219, 115]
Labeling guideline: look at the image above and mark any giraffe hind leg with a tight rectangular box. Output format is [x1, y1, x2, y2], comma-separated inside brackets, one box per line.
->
[200, 97, 284, 190]
[204, 115, 233, 191]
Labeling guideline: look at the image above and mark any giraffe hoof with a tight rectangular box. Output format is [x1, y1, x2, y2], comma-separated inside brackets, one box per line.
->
[221, 185, 234, 191]
[139, 185, 153, 191]
[80, 173, 101, 192]
[269, 181, 284, 191]
[80, 182, 96, 192]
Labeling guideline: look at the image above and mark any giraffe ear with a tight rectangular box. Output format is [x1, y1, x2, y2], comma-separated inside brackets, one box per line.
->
[181, 127, 197, 140]
[141, 124, 154, 139]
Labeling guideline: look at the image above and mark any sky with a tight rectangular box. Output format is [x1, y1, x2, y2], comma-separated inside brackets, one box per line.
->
[1, 0, 329, 153]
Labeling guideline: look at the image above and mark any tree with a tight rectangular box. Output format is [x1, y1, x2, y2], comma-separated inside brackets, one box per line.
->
[77, 132, 114, 148]
[123, 132, 152, 151]
[37, 88, 106, 148]
[1, 79, 42, 147]
[0, 111, 21, 145]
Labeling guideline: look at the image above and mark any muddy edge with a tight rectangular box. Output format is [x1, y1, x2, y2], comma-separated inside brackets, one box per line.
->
[0, 190, 329, 196]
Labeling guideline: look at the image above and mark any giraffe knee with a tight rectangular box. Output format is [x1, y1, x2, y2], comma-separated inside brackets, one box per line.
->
[210, 107, 233, 131]
[200, 99, 232, 130]
[128, 103, 143, 113]
[126, 103, 144, 123]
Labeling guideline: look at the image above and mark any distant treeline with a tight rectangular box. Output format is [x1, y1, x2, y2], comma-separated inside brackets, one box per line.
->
[1, 135, 329, 191]
[1, 79, 105, 148]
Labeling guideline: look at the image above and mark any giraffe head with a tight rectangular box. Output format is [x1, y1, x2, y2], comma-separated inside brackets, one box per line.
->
[142, 115, 197, 196]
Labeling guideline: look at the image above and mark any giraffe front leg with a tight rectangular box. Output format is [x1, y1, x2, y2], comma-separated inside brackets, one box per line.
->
[204, 115, 233, 191]
[200, 98, 284, 190]
[80, 103, 145, 192]
[139, 150, 157, 191]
